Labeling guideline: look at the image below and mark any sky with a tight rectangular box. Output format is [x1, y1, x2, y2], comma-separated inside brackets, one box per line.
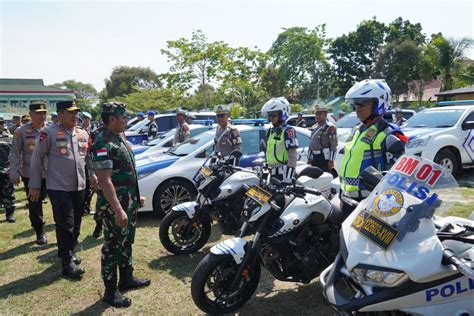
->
[1, 0, 473, 91]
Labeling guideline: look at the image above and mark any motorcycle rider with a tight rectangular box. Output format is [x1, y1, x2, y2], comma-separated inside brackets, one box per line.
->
[339, 79, 407, 216]
[261, 97, 298, 184]
[213, 104, 242, 165]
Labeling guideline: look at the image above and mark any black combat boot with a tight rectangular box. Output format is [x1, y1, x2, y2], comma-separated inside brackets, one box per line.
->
[72, 253, 81, 265]
[61, 259, 85, 279]
[103, 270, 132, 308]
[35, 229, 48, 245]
[5, 209, 16, 223]
[118, 265, 151, 292]
[92, 222, 102, 238]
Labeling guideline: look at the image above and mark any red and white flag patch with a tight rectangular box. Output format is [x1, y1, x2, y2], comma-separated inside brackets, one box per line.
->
[96, 148, 108, 157]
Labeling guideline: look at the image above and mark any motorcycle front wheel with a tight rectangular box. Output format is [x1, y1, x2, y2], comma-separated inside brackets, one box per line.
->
[191, 253, 261, 314]
[159, 211, 211, 255]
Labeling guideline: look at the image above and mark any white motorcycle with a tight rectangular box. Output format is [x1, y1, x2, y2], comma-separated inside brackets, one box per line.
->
[321, 155, 474, 315]
[191, 166, 342, 314]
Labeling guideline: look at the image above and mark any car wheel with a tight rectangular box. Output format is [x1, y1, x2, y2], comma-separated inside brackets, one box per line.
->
[434, 149, 459, 176]
[153, 179, 197, 217]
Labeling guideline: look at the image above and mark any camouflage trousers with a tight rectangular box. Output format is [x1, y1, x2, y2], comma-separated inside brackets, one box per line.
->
[0, 172, 15, 212]
[101, 206, 138, 280]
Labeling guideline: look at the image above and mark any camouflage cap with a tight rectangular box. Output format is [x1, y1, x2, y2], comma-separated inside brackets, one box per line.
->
[101, 102, 127, 115]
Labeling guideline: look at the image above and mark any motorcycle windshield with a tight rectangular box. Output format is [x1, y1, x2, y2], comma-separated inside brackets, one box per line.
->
[346, 155, 460, 254]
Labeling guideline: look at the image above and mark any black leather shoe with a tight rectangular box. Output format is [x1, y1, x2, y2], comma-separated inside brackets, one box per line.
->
[6, 212, 16, 223]
[118, 266, 151, 292]
[62, 262, 85, 279]
[36, 233, 48, 245]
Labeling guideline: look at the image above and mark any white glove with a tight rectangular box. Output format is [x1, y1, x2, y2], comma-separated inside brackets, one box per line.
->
[282, 166, 295, 184]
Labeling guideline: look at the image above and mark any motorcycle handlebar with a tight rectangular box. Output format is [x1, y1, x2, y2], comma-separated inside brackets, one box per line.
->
[443, 249, 474, 279]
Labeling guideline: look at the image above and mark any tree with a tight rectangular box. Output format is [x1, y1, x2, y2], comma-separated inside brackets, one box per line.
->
[329, 18, 386, 95]
[431, 34, 474, 91]
[101, 66, 161, 100]
[386, 17, 426, 45]
[161, 30, 231, 108]
[260, 65, 286, 97]
[269, 26, 329, 101]
[375, 40, 422, 99]
[50, 80, 98, 107]
[115, 88, 184, 112]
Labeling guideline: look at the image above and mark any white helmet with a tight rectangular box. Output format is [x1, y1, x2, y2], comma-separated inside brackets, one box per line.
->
[345, 79, 392, 116]
[261, 97, 291, 122]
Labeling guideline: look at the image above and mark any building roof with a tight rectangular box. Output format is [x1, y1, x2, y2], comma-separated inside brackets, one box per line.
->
[435, 85, 474, 96]
[0, 79, 73, 94]
[397, 79, 441, 102]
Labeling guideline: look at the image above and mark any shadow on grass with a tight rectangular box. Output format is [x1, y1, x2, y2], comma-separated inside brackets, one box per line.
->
[137, 211, 162, 228]
[13, 223, 55, 239]
[0, 240, 55, 261]
[72, 298, 110, 315]
[0, 263, 62, 299]
[238, 278, 330, 315]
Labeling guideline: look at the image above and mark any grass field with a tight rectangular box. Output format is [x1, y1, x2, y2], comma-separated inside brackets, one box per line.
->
[0, 186, 472, 315]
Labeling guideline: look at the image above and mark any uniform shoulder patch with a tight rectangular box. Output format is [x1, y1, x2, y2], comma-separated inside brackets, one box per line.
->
[13, 129, 20, 139]
[285, 127, 296, 139]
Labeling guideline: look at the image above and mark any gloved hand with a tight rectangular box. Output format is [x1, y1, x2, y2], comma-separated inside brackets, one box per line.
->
[282, 166, 295, 185]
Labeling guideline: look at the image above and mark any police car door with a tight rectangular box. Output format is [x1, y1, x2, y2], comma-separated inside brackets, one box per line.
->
[461, 109, 474, 166]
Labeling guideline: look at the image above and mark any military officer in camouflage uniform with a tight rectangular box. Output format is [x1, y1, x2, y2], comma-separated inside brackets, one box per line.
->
[92, 102, 150, 308]
[10, 102, 48, 243]
[308, 105, 338, 174]
[214, 104, 242, 165]
[29, 100, 91, 279]
[0, 118, 15, 223]
[172, 108, 190, 146]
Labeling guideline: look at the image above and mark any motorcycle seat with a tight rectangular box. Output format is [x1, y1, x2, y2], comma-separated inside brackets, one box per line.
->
[296, 166, 324, 180]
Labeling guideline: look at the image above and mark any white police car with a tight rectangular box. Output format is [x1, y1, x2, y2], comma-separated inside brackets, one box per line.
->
[403, 104, 474, 175]
[137, 124, 312, 216]
[131, 124, 215, 156]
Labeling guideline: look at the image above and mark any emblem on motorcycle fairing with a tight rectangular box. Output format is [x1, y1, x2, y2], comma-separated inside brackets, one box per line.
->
[373, 189, 404, 217]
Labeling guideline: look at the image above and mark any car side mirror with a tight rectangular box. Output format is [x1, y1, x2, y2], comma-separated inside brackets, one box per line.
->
[462, 120, 474, 130]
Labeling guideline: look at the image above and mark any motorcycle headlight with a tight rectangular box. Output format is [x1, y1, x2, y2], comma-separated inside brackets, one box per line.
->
[351, 267, 408, 288]
[406, 136, 430, 149]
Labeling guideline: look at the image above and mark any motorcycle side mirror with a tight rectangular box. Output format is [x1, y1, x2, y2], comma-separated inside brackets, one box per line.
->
[359, 166, 383, 191]
[386, 134, 405, 157]
[252, 158, 265, 167]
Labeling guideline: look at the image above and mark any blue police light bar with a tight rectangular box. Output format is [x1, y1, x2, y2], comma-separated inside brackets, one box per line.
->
[193, 119, 215, 125]
[436, 100, 474, 106]
[231, 118, 268, 126]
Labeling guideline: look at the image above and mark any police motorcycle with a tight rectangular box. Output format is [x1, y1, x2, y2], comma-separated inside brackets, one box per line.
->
[160, 151, 334, 255]
[190, 165, 342, 314]
[320, 154, 474, 315]
[159, 151, 255, 255]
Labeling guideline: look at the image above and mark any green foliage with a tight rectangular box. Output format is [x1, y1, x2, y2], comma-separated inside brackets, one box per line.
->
[291, 103, 303, 113]
[385, 17, 426, 45]
[329, 18, 386, 95]
[230, 103, 246, 119]
[376, 40, 422, 98]
[102, 66, 162, 100]
[269, 26, 329, 99]
[50, 80, 98, 107]
[339, 102, 351, 113]
[115, 88, 184, 112]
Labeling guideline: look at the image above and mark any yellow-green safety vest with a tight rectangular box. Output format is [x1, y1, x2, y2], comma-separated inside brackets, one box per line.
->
[266, 128, 288, 166]
[339, 124, 388, 193]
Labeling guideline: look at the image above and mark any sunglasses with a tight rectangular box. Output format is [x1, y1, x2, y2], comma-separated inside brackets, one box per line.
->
[216, 113, 227, 118]
[268, 113, 279, 119]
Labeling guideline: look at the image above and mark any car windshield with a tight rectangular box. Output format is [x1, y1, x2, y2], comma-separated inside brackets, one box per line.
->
[167, 131, 215, 156]
[336, 113, 360, 128]
[405, 109, 464, 128]
[146, 129, 175, 146]
[128, 119, 149, 132]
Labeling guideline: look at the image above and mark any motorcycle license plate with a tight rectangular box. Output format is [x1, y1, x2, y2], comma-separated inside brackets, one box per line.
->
[200, 167, 213, 177]
[246, 186, 271, 205]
